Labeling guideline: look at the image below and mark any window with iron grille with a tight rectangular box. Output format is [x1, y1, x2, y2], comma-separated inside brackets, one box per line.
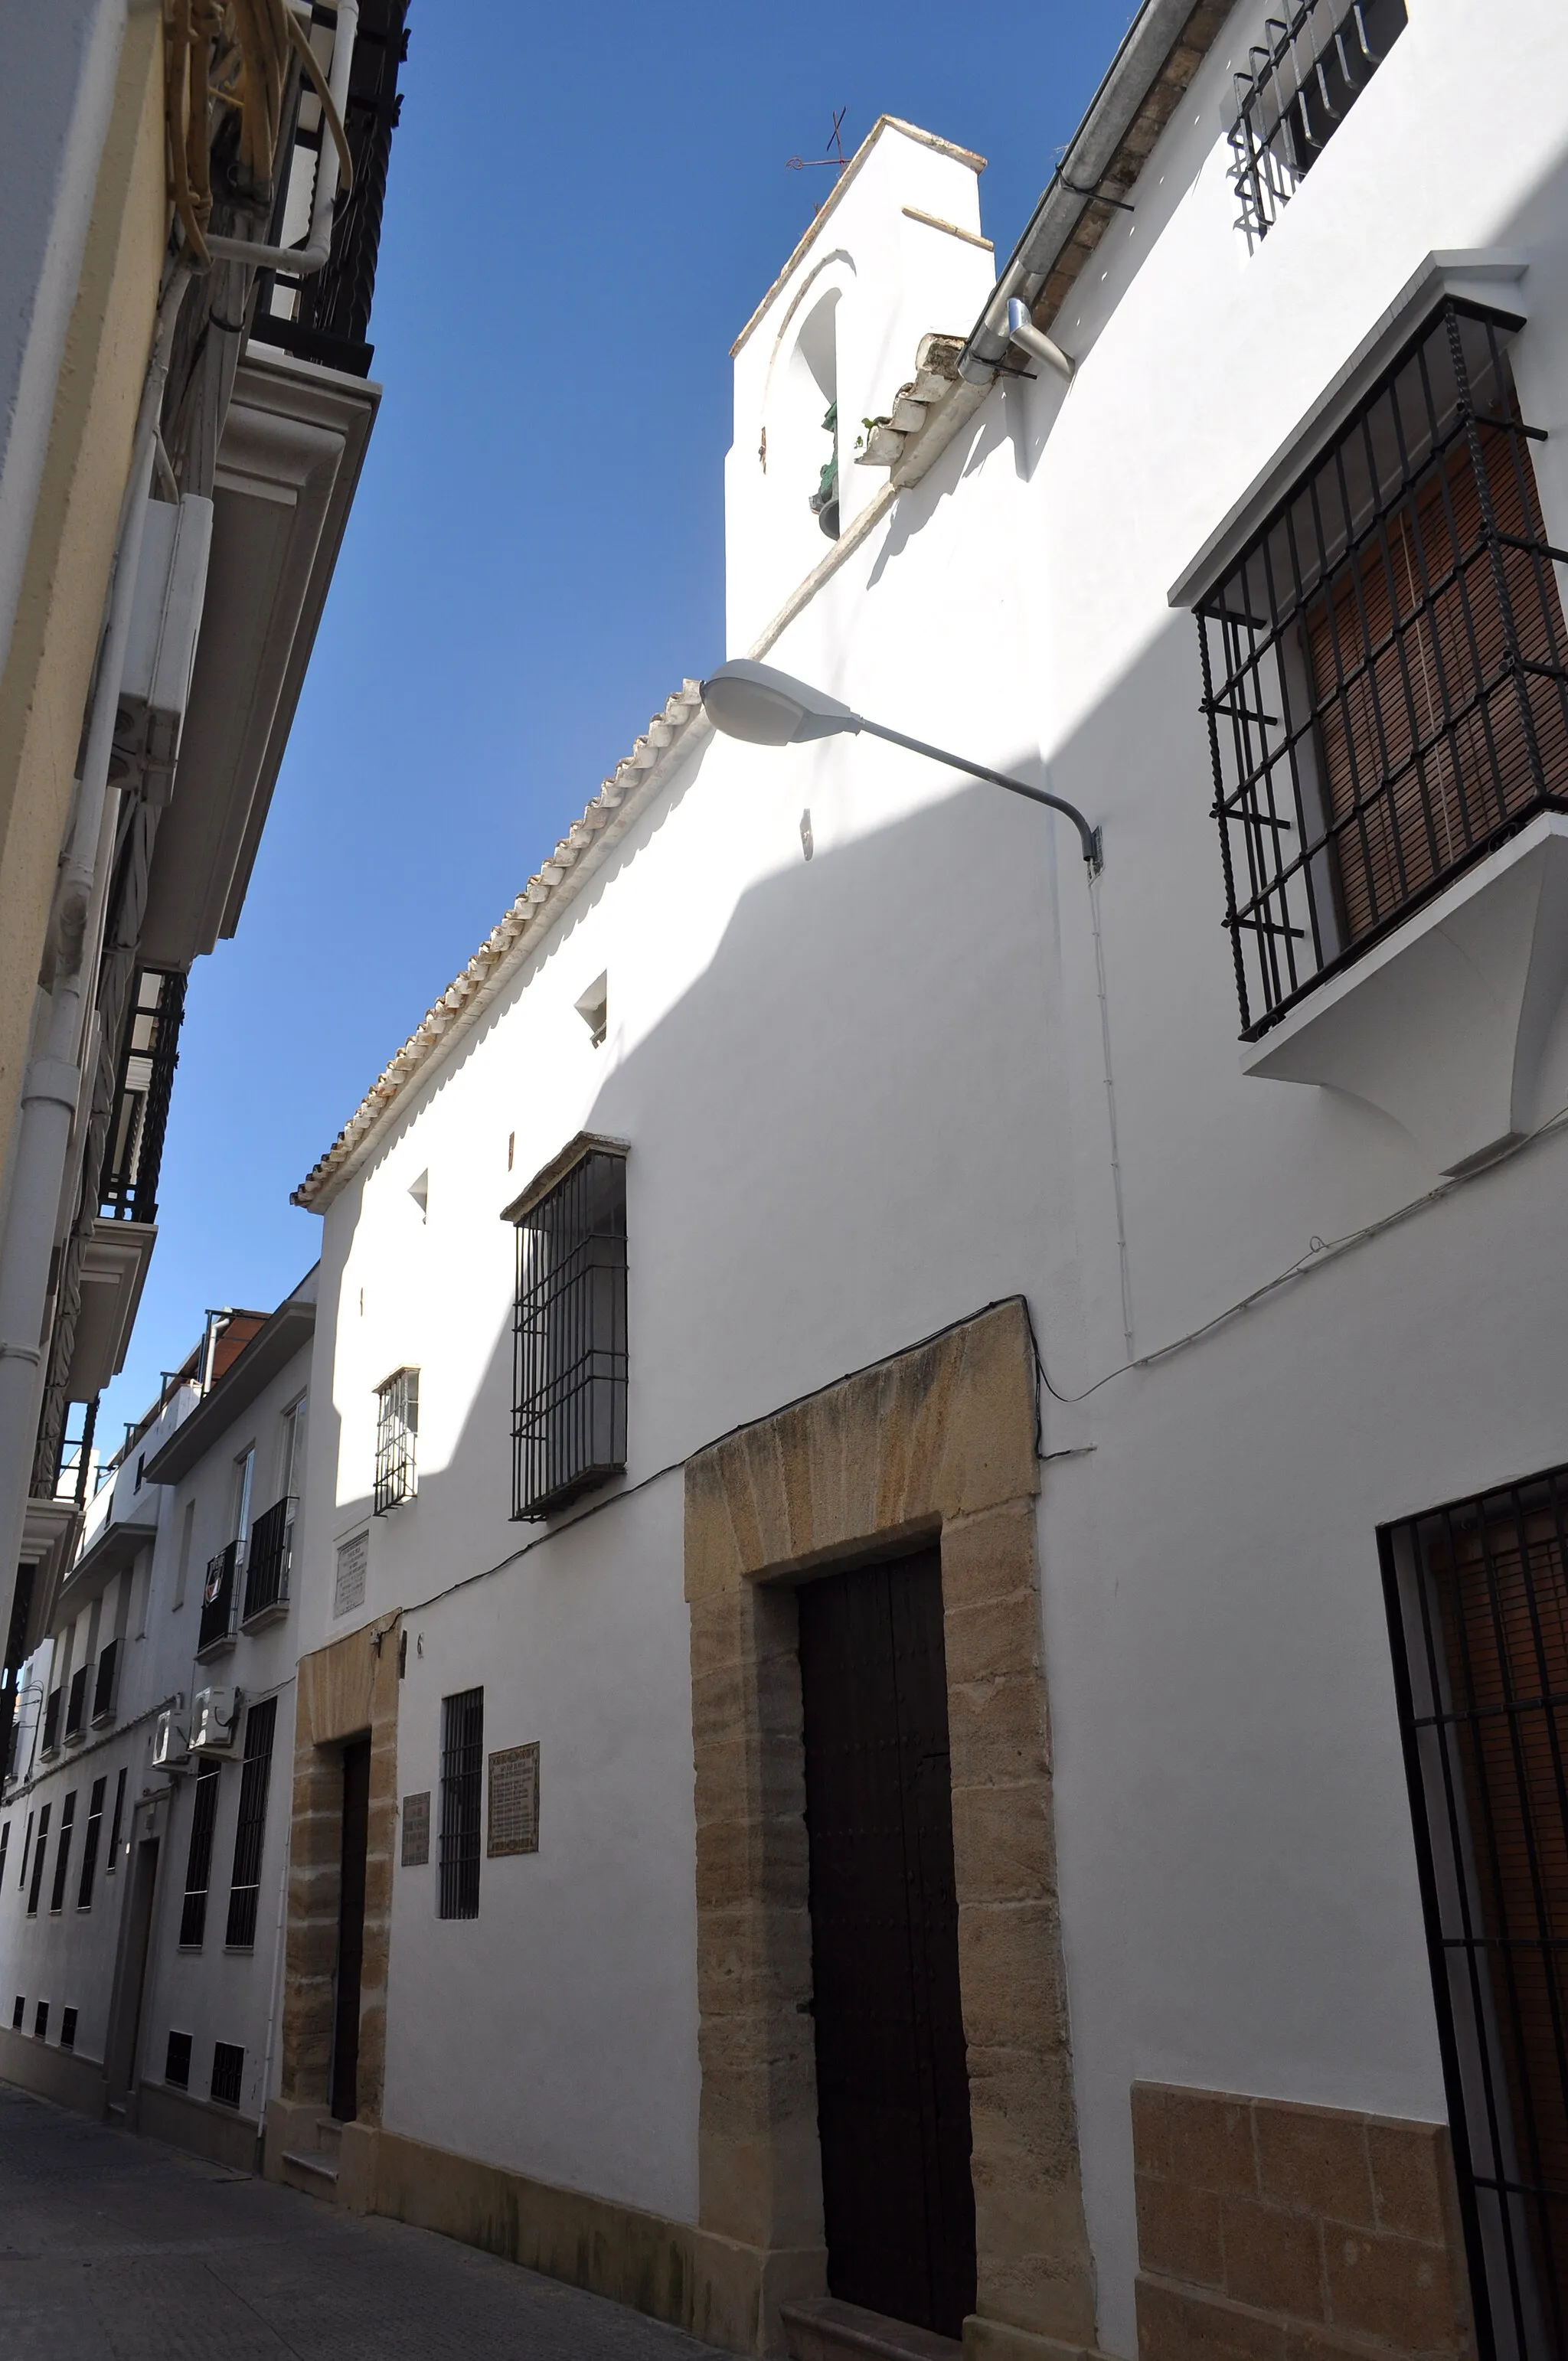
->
[34, 2001, 47, 2039]
[225, 1698, 276, 1948]
[64, 1664, 87, 1739]
[1197, 302, 1568, 1039]
[0, 1823, 8, 1890]
[508, 1139, 628, 1520]
[92, 1640, 118, 1723]
[374, 1369, 419, 1514]
[438, 1687, 483, 1920]
[9, 1997, 20, 2031]
[165, 2029, 191, 2088]
[1229, 0, 1407, 248]
[179, 1762, 221, 1948]
[41, 1687, 60, 1755]
[211, 2040, 244, 2108]
[199, 1541, 239, 1653]
[25, 1805, 47, 1914]
[60, 2007, 77, 2051]
[1383, 1465, 1568, 2359]
[243, 1497, 295, 1621]
[77, 1777, 106, 1910]
[18, 1812, 32, 1892]
[105, 1768, 126, 1875]
[48, 1792, 76, 1912]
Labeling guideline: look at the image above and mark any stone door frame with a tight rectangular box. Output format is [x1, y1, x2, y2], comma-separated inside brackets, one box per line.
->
[684, 1300, 1099, 2360]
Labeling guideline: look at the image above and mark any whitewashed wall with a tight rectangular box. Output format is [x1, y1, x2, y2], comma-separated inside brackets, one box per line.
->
[302, 3, 1568, 2346]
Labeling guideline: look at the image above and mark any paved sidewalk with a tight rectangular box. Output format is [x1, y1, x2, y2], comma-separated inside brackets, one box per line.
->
[0, 2082, 724, 2360]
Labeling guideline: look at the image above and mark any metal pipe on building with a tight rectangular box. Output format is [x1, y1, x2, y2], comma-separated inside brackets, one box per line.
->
[203, 0, 359, 276]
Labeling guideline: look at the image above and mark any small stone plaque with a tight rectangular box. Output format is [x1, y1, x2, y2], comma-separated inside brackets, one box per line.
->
[400, 1791, 430, 1867]
[333, 1530, 368, 1618]
[487, 1742, 539, 1856]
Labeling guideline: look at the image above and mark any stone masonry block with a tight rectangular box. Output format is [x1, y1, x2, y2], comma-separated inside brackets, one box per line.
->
[1323, 2225, 1465, 2351]
[1253, 2099, 1374, 2232]
[947, 1673, 1048, 1788]
[1219, 2195, 1325, 2320]
[1147, 2084, 1260, 2198]
[942, 1586, 1040, 1690]
[949, 1780, 1054, 1905]
[1365, 2118, 1451, 2246]
[941, 1499, 1040, 1617]
[1136, 2172, 1224, 2290]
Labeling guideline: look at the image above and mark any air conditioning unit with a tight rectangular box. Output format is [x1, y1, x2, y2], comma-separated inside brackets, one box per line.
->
[191, 1686, 240, 1755]
[112, 492, 213, 801]
[152, 1706, 189, 1770]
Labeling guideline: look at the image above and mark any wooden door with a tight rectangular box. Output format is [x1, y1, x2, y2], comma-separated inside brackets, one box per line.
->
[798, 1549, 976, 2337]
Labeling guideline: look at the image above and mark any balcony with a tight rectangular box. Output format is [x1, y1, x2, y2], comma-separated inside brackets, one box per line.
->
[198, 1542, 240, 1660]
[64, 1664, 87, 1742]
[91, 1638, 119, 1726]
[41, 1687, 60, 1757]
[242, 1497, 295, 1628]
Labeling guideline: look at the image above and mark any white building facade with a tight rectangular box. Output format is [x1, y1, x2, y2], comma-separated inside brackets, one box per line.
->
[60, 5, 1565, 2360]
[0, 1283, 315, 2169]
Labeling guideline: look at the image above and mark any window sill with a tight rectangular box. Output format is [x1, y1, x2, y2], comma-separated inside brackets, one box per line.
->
[1242, 812, 1568, 1174]
[194, 1634, 237, 1663]
[240, 1599, 289, 1631]
[90, 1709, 116, 1729]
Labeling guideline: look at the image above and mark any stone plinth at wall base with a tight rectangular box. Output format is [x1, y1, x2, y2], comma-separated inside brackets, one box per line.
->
[263, 2094, 324, 2177]
[136, 2080, 259, 2173]
[335, 2118, 377, 2212]
[689, 2228, 828, 2354]
[963, 2316, 1112, 2361]
[782, 2294, 962, 2361]
[0, 2025, 108, 2119]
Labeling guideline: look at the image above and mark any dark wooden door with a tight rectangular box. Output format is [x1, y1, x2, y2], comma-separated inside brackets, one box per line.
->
[332, 1739, 371, 2121]
[798, 1548, 976, 2338]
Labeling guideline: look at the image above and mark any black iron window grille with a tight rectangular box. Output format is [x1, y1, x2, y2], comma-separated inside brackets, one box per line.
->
[249, 0, 410, 378]
[1229, 0, 1407, 248]
[25, 1806, 47, 1914]
[41, 1688, 60, 1755]
[77, 1777, 106, 1911]
[99, 967, 185, 1225]
[92, 1640, 118, 1724]
[1197, 302, 1568, 1040]
[18, 1814, 32, 1893]
[374, 1370, 418, 1514]
[243, 1497, 296, 1622]
[0, 1824, 8, 1889]
[9, 1997, 20, 2030]
[1383, 1463, 1568, 2359]
[211, 2039, 244, 2108]
[60, 2007, 77, 2051]
[48, 1792, 75, 1914]
[34, 2002, 47, 2040]
[179, 1762, 221, 1948]
[225, 1697, 277, 1948]
[165, 2030, 191, 2088]
[438, 1687, 482, 1921]
[64, 1664, 87, 1741]
[199, 1542, 240, 1653]
[106, 1768, 126, 1875]
[508, 1140, 628, 1521]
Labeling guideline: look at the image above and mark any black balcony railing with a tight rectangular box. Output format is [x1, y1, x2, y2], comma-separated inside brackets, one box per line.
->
[99, 968, 185, 1225]
[243, 1497, 295, 1623]
[1228, 0, 1408, 248]
[198, 1542, 240, 1654]
[92, 1641, 119, 1724]
[249, 0, 410, 378]
[41, 1687, 60, 1756]
[64, 1664, 87, 1741]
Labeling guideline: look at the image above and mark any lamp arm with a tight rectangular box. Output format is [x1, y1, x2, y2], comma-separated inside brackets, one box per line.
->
[855, 716, 1102, 871]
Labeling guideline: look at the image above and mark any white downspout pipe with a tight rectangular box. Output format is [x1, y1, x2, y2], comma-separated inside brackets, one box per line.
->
[204, 0, 359, 276]
[0, 265, 192, 1612]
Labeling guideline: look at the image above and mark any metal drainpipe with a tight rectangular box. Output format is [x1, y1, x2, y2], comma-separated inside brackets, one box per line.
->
[0, 265, 193, 1612]
[203, 0, 360, 276]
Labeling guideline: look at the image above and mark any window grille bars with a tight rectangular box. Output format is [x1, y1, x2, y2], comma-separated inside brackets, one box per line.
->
[41, 1687, 60, 1755]
[77, 1777, 106, 1911]
[1197, 302, 1568, 1039]
[1229, 0, 1407, 247]
[106, 1768, 126, 1875]
[1383, 1465, 1568, 2359]
[98, 968, 185, 1225]
[165, 2030, 191, 2088]
[225, 1698, 277, 1948]
[47, 1791, 76, 1915]
[438, 1687, 482, 1920]
[374, 1370, 418, 1514]
[511, 1146, 628, 1521]
[243, 1497, 296, 1621]
[211, 2039, 244, 2108]
[64, 1665, 87, 1740]
[60, 2007, 77, 2050]
[199, 1542, 240, 1653]
[179, 1762, 221, 1947]
[92, 1640, 118, 1723]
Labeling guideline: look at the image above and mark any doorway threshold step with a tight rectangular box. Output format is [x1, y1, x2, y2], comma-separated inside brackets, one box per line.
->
[781, 2298, 963, 2361]
[279, 2149, 339, 2194]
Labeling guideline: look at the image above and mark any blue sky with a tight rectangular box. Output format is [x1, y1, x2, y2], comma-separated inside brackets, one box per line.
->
[100, 0, 1138, 1450]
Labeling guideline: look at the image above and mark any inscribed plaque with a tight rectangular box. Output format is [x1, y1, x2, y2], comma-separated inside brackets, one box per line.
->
[487, 1742, 539, 1856]
[400, 1791, 430, 1867]
[333, 1530, 368, 1618]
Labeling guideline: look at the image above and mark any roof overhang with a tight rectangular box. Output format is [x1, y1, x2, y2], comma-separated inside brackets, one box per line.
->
[139, 346, 379, 968]
[54, 1500, 160, 1622]
[63, 1219, 156, 1401]
[143, 1295, 315, 1484]
[16, 1500, 81, 1657]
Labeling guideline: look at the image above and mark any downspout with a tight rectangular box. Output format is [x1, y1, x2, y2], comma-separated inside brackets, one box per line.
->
[203, 0, 359, 276]
[0, 263, 193, 1617]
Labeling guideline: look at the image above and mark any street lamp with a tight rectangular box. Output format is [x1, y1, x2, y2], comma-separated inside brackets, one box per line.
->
[700, 659, 1102, 872]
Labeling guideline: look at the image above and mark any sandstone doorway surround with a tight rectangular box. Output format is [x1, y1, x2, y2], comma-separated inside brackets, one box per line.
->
[684, 1297, 1103, 2361]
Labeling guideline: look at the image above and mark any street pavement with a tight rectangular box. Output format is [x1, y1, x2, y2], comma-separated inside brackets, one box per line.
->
[0, 2081, 724, 2359]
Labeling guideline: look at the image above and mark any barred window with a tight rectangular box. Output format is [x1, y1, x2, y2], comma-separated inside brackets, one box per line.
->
[225, 1697, 277, 1948]
[165, 2029, 191, 2088]
[439, 1687, 483, 1920]
[25, 1805, 47, 1913]
[1229, 0, 1407, 248]
[179, 1762, 221, 1947]
[374, 1368, 418, 1514]
[77, 1777, 106, 1910]
[1197, 302, 1568, 1039]
[507, 1137, 628, 1520]
[60, 2007, 77, 2050]
[211, 2040, 244, 2108]
[105, 1768, 126, 1874]
[92, 1639, 119, 1722]
[64, 1664, 87, 1739]
[48, 1794, 75, 1914]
